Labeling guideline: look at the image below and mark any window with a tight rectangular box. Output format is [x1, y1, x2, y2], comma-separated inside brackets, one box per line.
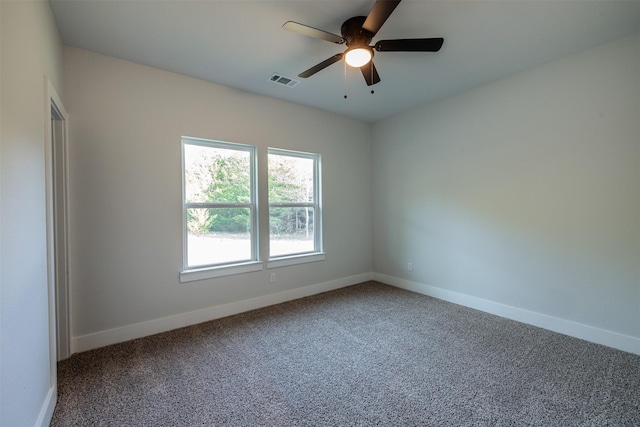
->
[180, 139, 324, 281]
[268, 149, 322, 260]
[181, 137, 260, 279]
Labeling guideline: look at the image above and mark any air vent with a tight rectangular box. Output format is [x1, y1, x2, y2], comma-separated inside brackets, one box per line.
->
[269, 74, 300, 88]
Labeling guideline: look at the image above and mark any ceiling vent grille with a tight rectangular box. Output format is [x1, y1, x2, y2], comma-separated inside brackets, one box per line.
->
[269, 74, 300, 88]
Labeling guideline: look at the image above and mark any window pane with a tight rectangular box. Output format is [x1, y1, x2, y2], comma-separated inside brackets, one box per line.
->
[187, 207, 252, 267]
[184, 144, 251, 204]
[268, 154, 314, 204]
[269, 207, 314, 257]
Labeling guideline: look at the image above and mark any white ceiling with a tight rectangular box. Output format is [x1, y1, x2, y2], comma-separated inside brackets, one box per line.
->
[50, 0, 640, 122]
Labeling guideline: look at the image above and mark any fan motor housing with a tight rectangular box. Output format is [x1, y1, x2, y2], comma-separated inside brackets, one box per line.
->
[341, 16, 372, 47]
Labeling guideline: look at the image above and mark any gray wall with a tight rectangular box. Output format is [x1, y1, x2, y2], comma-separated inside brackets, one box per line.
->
[0, 1, 64, 426]
[63, 47, 372, 350]
[61, 33, 640, 354]
[372, 34, 640, 350]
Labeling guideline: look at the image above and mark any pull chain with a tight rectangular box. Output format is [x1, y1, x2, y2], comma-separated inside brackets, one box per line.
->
[370, 62, 375, 95]
[343, 59, 348, 99]
[343, 60, 376, 97]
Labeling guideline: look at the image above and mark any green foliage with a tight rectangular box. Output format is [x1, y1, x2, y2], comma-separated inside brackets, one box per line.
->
[210, 156, 251, 204]
[268, 161, 298, 203]
[186, 149, 251, 235]
[186, 147, 315, 238]
[269, 207, 314, 237]
[209, 208, 250, 233]
[268, 155, 314, 238]
[187, 208, 216, 236]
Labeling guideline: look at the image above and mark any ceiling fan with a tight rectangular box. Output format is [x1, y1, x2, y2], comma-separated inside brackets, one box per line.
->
[283, 0, 444, 86]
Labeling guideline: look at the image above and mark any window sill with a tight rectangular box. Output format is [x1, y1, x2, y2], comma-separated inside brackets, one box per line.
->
[267, 252, 326, 269]
[180, 261, 264, 283]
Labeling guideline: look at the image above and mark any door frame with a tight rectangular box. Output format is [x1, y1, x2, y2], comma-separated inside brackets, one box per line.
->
[44, 76, 71, 367]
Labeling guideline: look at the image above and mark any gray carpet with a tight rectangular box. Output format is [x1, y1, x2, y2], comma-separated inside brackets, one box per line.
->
[51, 281, 640, 426]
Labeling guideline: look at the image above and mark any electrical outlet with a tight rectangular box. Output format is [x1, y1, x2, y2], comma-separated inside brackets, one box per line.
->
[407, 262, 413, 272]
[270, 272, 277, 283]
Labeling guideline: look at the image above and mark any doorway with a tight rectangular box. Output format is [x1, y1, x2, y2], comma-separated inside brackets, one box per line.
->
[45, 78, 70, 363]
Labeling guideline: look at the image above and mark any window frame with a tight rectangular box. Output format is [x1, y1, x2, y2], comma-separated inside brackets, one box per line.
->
[267, 148, 324, 268]
[180, 137, 262, 282]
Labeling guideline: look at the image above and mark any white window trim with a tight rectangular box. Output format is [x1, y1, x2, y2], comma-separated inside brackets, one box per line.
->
[267, 148, 323, 260]
[181, 137, 259, 278]
[267, 252, 326, 269]
[180, 261, 264, 282]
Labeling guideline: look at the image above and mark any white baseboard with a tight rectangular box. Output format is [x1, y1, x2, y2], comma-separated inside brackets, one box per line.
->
[71, 273, 373, 354]
[373, 273, 640, 356]
[35, 385, 56, 427]
[70, 272, 640, 356]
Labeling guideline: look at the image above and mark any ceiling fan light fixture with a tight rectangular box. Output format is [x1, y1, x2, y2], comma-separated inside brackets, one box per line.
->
[285, 0, 444, 86]
[345, 47, 373, 68]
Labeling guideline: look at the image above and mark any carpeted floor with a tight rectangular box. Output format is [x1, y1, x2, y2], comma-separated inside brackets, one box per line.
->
[51, 281, 640, 426]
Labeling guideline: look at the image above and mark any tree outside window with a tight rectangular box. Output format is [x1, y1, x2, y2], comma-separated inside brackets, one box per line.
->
[181, 139, 322, 275]
[268, 149, 321, 258]
[183, 138, 257, 268]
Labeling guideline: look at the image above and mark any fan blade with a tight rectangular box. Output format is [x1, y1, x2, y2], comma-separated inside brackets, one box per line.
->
[375, 38, 444, 52]
[283, 21, 345, 44]
[360, 61, 381, 86]
[298, 53, 344, 78]
[361, 0, 401, 37]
